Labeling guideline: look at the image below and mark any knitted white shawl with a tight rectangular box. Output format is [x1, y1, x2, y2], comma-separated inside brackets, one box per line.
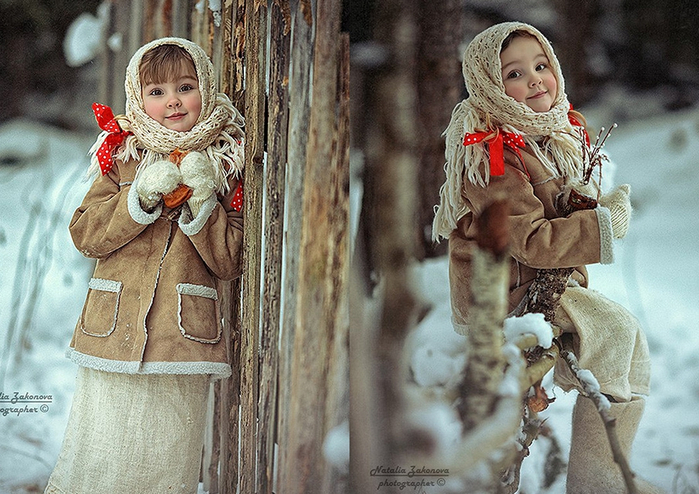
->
[432, 22, 587, 240]
[88, 37, 245, 194]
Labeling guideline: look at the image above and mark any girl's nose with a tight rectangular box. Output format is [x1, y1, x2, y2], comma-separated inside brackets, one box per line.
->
[529, 74, 542, 87]
[167, 97, 181, 108]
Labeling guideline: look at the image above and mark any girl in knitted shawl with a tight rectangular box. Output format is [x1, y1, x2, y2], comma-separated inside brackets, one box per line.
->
[433, 22, 664, 493]
[45, 38, 244, 494]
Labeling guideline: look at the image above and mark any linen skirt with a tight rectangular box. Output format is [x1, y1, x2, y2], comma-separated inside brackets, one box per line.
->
[44, 367, 210, 494]
[553, 286, 651, 402]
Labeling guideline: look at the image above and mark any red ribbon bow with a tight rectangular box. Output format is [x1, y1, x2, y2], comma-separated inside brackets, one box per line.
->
[92, 103, 132, 175]
[463, 129, 526, 176]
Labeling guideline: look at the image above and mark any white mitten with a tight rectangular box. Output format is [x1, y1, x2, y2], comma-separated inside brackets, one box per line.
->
[180, 151, 217, 216]
[135, 159, 181, 210]
[599, 184, 631, 239]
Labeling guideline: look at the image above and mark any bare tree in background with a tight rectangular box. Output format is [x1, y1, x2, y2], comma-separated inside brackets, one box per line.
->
[416, 0, 463, 258]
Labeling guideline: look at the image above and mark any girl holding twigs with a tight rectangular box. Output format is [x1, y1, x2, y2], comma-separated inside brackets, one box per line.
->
[433, 22, 664, 493]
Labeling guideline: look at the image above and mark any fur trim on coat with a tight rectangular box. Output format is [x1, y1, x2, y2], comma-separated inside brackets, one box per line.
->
[68, 158, 243, 378]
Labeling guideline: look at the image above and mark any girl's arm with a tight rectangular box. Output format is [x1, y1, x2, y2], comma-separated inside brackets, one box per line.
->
[69, 164, 151, 258]
[463, 163, 613, 269]
[178, 176, 244, 281]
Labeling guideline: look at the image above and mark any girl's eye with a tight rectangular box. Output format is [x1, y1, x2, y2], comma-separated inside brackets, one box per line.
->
[148, 88, 163, 96]
[506, 70, 521, 80]
[536, 63, 548, 71]
[180, 84, 195, 92]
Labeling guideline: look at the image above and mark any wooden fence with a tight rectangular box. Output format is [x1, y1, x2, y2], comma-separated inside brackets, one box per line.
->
[98, 1, 349, 493]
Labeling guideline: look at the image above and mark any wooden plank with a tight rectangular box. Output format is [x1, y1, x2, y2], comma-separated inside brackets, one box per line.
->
[220, 280, 242, 494]
[277, 0, 314, 490]
[111, 0, 134, 112]
[237, 0, 267, 492]
[321, 31, 350, 494]
[230, 0, 246, 110]
[258, 1, 291, 493]
[143, 0, 156, 41]
[285, 0, 341, 492]
[218, 0, 236, 96]
[171, 0, 190, 37]
[218, 2, 244, 493]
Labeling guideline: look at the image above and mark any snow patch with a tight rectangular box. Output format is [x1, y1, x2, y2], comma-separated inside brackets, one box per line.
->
[63, 4, 108, 67]
[503, 312, 553, 349]
[322, 420, 349, 474]
[410, 346, 466, 387]
[406, 403, 463, 458]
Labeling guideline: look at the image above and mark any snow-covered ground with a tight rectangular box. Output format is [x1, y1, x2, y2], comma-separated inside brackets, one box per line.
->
[0, 120, 227, 494]
[2, 100, 699, 492]
[407, 105, 699, 493]
[0, 119, 93, 493]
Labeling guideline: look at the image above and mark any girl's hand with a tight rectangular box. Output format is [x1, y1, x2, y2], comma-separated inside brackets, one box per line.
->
[180, 151, 217, 216]
[135, 159, 182, 211]
[600, 184, 631, 239]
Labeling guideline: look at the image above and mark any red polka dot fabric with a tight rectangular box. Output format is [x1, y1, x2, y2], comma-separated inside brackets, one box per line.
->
[92, 103, 132, 175]
[462, 128, 525, 176]
[230, 181, 243, 211]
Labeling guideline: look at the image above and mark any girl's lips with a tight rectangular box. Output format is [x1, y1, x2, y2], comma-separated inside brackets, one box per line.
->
[167, 113, 186, 120]
[528, 91, 547, 99]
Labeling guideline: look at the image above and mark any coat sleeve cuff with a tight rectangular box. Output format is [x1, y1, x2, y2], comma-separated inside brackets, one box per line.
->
[178, 193, 218, 236]
[127, 183, 162, 225]
[596, 206, 614, 265]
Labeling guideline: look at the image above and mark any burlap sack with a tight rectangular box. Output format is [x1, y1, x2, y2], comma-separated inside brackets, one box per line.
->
[553, 286, 651, 402]
[45, 367, 210, 494]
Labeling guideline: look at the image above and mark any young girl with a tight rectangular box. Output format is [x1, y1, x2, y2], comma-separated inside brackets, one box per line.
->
[45, 37, 244, 494]
[433, 22, 664, 493]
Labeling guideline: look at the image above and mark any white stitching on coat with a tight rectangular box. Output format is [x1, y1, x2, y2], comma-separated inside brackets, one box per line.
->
[176, 283, 221, 344]
[176, 282, 218, 299]
[80, 278, 123, 337]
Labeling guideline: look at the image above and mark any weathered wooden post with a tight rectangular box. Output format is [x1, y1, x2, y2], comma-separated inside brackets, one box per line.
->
[100, 3, 349, 492]
[258, 1, 291, 493]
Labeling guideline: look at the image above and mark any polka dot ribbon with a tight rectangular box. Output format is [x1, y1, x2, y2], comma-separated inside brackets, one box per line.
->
[463, 128, 526, 176]
[92, 102, 132, 175]
[230, 180, 243, 212]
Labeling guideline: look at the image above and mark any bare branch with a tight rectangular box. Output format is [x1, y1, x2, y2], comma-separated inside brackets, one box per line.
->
[560, 343, 639, 494]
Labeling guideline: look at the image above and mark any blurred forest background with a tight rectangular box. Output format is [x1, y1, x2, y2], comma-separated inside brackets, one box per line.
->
[0, 0, 102, 130]
[348, 0, 699, 258]
[3, 0, 699, 155]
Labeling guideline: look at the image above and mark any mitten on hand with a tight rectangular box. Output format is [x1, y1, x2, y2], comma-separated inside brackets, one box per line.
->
[180, 151, 217, 216]
[135, 159, 182, 211]
[599, 184, 631, 239]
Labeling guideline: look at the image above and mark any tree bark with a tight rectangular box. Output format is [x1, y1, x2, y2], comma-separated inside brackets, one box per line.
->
[285, 0, 343, 492]
[416, 0, 463, 258]
[258, 1, 290, 492]
[457, 199, 509, 432]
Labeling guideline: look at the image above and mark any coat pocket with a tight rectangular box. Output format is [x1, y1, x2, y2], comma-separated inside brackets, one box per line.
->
[80, 278, 122, 337]
[176, 283, 221, 344]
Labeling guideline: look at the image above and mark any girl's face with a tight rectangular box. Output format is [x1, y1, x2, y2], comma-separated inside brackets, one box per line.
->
[142, 63, 201, 132]
[500, 36, 557, 113]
